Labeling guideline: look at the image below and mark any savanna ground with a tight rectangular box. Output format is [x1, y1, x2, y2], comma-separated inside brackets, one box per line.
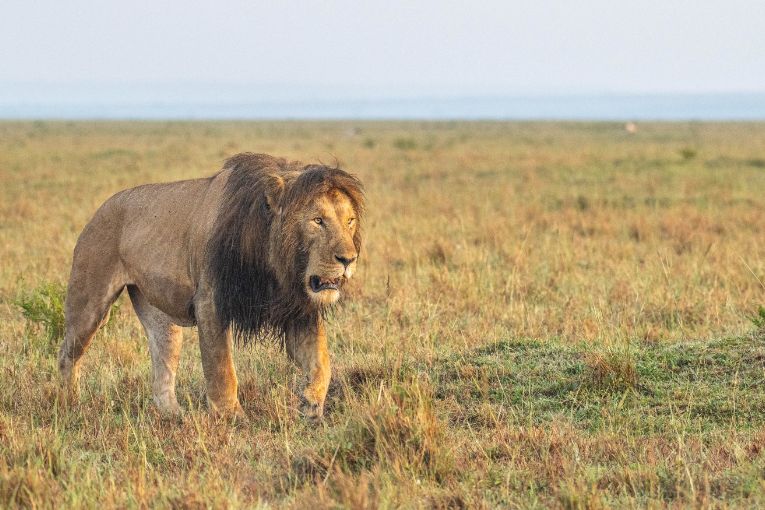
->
[1, 121, 765, 509]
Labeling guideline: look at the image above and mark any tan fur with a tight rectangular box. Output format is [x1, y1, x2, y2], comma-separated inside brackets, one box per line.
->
[58, 153, 363, 419]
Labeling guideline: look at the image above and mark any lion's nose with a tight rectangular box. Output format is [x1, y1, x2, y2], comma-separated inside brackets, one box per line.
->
[335, 254, 357, 267]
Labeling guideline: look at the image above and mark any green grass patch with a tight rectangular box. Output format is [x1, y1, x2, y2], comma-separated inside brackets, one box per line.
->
[436, 335, 765, 433]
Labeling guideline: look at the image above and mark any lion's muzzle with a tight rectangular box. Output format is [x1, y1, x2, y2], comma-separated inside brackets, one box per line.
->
[309, 275, 343, 292]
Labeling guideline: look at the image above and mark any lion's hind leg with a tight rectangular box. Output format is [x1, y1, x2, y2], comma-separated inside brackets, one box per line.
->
[128, 286, 184, 416]
[58, 266, 125, 397]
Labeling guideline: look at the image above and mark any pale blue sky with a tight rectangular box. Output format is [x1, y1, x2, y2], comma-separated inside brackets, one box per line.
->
[1, 0, 763, 99]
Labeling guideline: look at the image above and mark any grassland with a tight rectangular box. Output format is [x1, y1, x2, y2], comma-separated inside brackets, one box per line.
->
[0, 121, 764, 508]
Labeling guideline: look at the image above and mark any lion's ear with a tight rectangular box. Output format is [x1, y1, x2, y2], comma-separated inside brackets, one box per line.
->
[263, 174, 285, 215]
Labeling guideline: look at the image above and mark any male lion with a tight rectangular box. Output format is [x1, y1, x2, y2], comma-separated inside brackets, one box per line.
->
[58, 153, 364, 419]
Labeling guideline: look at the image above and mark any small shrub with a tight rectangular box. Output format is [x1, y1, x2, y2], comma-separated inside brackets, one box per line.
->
[427, 241, 450, 266]
[576, 195, 590, 211]
[362, 138, 376, 148]
[15, 281, 120, 342]
[393, 137, 417, 150]
[15, 282, 66, 341]
[679, 147, 697, 161]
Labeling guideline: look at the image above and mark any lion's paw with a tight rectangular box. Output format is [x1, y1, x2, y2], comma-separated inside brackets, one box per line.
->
[153, 400, 184, 421]
[299, 395, 325, 422]
[207, 399, 246, 422]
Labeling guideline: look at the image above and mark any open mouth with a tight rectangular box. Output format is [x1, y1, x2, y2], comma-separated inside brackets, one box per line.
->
[309, 275, 342, 292]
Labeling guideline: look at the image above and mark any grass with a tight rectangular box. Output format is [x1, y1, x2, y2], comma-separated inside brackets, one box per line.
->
[0, 120, 764, 507]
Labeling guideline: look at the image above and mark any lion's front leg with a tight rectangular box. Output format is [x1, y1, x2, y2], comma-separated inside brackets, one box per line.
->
[195, 296, 243, 416]
[198, 324, 243, 416]
[286, 320, 331, 420]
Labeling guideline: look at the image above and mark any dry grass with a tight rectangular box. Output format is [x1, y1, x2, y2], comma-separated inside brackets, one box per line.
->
[0, 120, 764, 508]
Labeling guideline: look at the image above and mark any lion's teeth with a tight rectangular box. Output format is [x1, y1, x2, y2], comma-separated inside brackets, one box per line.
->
[316, 277, 340, 287]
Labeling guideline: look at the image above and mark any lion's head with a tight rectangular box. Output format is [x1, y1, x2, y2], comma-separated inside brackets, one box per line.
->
[301, 189, 358, 304]
[269, 165, 363, 307]
[209, 154, 364, 341]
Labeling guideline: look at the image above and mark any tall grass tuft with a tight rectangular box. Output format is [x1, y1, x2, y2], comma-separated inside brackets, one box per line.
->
[297, 377, 453, 484]
[356, 379, 452, 480]
[583, 347, 638, 393]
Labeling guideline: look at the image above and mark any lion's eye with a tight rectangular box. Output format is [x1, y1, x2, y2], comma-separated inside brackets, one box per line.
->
[313, 217, 323, 225]
[348, 218, 355, 226]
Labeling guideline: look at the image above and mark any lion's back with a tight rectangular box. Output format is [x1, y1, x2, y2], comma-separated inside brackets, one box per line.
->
[71, 176, 220, 305]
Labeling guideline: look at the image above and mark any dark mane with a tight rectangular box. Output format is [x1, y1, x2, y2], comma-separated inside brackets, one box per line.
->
[207, 153, 364, 343]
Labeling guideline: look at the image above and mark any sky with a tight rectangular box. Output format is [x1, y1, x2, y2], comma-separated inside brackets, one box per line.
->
[1, 0, 764, 118]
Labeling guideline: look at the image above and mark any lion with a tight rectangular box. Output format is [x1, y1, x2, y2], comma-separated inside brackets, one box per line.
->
[58, 153, 364, 419]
